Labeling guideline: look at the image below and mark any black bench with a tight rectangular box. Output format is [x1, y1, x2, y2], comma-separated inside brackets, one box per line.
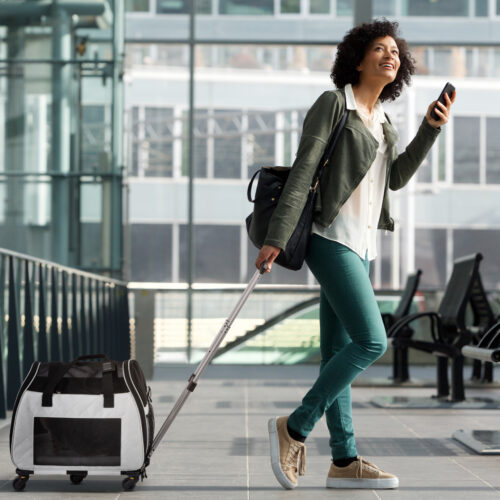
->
[386, 253, 495, 403]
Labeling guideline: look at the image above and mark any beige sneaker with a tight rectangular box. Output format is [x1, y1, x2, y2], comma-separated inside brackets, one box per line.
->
[268, 416, 306, 489]
[326, 456, 399, 489]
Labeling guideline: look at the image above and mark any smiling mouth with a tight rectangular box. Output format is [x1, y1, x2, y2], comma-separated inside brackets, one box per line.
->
[380, 64, 394, 69]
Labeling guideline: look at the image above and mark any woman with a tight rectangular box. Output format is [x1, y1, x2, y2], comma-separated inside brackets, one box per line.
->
[255, 19, 456, 490]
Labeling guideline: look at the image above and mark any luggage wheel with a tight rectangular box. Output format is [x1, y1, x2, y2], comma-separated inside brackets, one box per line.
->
[122, 475, 139, 491]
[70, 473, 86, 485]
[13, 475, 29, 492]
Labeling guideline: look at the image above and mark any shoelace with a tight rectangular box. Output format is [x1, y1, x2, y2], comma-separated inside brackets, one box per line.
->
[284, 442, 306, 476]
[356, 457, 381, 478]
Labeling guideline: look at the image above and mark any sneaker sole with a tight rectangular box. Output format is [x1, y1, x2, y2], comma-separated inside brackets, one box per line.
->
[268, 418, 296, 490]
[326, 477, 399, 489]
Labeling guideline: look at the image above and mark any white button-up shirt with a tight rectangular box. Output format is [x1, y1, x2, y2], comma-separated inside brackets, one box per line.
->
[311, 83, 388, 261]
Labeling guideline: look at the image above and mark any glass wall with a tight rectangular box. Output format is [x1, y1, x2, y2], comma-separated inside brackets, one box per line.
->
[126, 0, 492, 17]
[0, 5, 122, 275]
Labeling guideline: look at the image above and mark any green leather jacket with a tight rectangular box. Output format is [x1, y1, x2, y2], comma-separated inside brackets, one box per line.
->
[263, 88, 441, 251]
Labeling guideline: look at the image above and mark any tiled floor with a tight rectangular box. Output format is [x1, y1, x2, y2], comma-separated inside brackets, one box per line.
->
[1, 363, 499, 499]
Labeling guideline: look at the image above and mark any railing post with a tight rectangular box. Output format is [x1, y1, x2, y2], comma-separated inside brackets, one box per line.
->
[0, 256, 6, 418]
[109, 285, 117, 359]
[61, 272, 70, 361]
[71, 273, 80, 358]
[95, 280, 103, 353]
[80, 276, 87, 355]
[103, 284, 111, 356]
[50, 267, 60, 361]
[23, 260, 34, 377]
[7, 256, 21, 409]
[38, 264, 48, 362]
[88, 279, 96, 354]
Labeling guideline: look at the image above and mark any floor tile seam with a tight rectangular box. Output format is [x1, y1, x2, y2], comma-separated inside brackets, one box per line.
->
[449, 457, 500, 494]
[244, 379, 250, 500]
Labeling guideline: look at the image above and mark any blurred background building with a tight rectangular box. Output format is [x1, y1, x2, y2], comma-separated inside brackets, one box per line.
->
[1, 0, 499, 364]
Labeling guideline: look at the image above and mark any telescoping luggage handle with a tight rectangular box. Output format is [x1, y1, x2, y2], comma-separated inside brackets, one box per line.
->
[148, 262, 268, 459]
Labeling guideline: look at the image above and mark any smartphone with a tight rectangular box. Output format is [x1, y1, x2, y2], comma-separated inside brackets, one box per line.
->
[430, 82, 455, 121]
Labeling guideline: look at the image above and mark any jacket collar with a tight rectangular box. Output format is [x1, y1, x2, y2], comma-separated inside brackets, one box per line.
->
[344, 83, 386, 124]
[338, 86, 399, 151]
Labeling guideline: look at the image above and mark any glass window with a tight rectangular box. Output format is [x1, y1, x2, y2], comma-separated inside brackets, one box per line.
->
[180, 225, 241, 282]
[337, 0, 353, 16]
[219, 0, 274, 15]
[486, 117, 500, 184]
[125, 0, 150, 12]
[144, 107, 174, 177]
[247, 111, 276, 179]
[310, 0, 330, 14]
[416, 114, 432, 182]
[82, 106, 107, 172]
[402, 0, 469, 16]
[213, 109, 241, 178]
[157, 0, 211, 14]
[281, 0, 300, 14]
[453, 230, 500, 291]
[434, 48, 453, 76]
[194, 109, 208, 178]
[131, 224, 173, 281]
[475, 0, 488, 16]
[81, 223, 102, 268]
[374, 0, 396, 16]
[415, 229, 447, 289]
[454, 117, 480, 184]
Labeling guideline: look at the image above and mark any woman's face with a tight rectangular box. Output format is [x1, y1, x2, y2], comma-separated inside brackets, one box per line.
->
[356, 35, 401, 84]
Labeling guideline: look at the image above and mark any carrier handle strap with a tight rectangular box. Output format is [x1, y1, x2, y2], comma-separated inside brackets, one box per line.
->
[42, 356, 115, 408]
[102, 361, 115, 408]
[247, 168, 261, 203]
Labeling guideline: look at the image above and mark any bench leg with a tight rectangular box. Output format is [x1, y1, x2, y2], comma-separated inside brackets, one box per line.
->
[436, 356, 449, 398]
[471, 359, 482, 381]
[482, 361, 494, 383]
[392, 346, 400, 380]
[451, 355, 465, 402]
[398, 346, 410, 382]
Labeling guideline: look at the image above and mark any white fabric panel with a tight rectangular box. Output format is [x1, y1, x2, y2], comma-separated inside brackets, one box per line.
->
[11, 391, 145, 472]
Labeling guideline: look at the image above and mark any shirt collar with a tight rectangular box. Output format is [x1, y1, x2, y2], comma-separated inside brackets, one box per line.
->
[344, 83, 386, 124]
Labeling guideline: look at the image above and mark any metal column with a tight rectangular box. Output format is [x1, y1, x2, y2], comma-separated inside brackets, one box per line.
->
[50, 3, 72, 264]
[4, 26, 26, 252]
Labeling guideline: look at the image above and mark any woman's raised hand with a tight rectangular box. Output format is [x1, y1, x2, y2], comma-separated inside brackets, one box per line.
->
[255, 245, 281, 273]
[426, 89, 456, 128]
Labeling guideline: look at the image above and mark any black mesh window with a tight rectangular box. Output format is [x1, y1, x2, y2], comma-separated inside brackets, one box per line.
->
[34, 417, 121, 466]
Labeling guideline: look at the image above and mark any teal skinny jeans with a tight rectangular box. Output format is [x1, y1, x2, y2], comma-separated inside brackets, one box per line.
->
[287, 234, 387, 460]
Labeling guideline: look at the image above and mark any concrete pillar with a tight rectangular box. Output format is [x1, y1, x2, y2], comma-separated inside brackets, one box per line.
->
[134, 290, 155, 380]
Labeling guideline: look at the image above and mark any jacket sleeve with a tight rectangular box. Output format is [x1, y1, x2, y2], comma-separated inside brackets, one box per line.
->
[263, 91, 341, 250]
[389, 117, 441, 191]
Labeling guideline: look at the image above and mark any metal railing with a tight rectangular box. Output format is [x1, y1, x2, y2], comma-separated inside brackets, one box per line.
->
[0, 248, 130, 419]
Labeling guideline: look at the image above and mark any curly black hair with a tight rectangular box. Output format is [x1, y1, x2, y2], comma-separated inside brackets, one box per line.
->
[331, 18, 416, 102]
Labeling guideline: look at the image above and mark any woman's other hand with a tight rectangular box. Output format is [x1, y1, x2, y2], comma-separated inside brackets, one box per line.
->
[255, 245, 281, 273]
[425, 89, 456, 129]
